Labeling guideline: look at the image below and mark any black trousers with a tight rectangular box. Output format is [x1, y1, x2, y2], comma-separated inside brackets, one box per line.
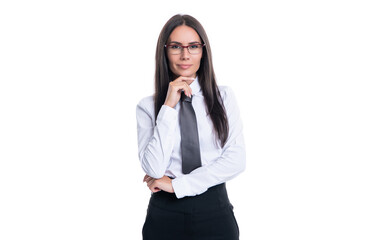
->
[142, 183, 239, 240]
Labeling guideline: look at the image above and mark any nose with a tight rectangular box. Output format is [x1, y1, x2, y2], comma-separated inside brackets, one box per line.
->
[180, 47, 190, 60]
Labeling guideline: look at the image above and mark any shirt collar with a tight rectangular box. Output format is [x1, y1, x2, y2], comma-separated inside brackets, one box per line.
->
[190, 76, 201, 96]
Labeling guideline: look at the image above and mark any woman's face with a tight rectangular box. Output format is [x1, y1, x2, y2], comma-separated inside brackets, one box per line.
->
[166, 25, 203, 79]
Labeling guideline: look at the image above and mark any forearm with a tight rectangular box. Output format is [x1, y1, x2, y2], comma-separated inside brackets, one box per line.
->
[137, 104, 178, 178]
[172, 136, 246, 199]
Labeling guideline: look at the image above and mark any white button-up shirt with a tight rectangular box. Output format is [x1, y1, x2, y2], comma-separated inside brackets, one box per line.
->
[136, 78, 246, 199]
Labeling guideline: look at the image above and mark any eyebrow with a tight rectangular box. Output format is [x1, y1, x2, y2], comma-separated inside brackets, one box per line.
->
[168, 41, 201, 45]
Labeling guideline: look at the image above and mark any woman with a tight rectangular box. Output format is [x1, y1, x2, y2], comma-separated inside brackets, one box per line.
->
[136, 14, 246, 240]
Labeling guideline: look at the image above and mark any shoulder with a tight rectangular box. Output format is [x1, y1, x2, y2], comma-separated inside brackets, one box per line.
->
[137, 95, 154, 107]
[136, 95, 155, 118]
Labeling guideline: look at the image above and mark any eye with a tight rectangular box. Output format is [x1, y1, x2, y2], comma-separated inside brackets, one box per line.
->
[189, 44, 200, 49]
[169, 45, 181, 49]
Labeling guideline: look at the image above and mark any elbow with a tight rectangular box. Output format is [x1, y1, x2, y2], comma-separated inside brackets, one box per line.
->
[148, 171, 165, 179]
[234, 159, 246, 176]
[235, 149, 246, 175]
[239, 158, 246, 174]
[140, 155, 166, 179]
[141, 163, 165, 179]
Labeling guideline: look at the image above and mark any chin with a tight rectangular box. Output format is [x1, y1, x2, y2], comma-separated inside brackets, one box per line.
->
[183, 74, 195, 78]
[178, 71, 196, 78]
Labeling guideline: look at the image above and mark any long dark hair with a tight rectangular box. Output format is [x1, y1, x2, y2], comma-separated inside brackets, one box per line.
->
[154, 14, 229, 148]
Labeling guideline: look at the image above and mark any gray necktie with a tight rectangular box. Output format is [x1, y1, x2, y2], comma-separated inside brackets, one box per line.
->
[179, 93, 202, 174]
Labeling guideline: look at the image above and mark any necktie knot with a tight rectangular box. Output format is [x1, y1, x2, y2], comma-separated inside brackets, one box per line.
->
[181, 92, 192, 103]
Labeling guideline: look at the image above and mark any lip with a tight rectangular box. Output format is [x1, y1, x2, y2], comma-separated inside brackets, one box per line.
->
[177, 64, 192, 70]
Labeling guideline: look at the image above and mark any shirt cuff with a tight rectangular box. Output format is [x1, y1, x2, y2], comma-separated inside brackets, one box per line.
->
[172, 177, 190, 199]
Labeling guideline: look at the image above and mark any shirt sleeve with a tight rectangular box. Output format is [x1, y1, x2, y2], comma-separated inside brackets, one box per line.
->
[172, 87, 246, 199]
[136, 99, 178, 179]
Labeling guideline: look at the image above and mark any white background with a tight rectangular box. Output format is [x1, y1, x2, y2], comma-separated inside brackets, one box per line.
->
[1, 0, 376, 239]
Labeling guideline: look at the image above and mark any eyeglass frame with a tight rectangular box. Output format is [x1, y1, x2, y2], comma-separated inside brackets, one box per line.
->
[164, 43, 206, 55]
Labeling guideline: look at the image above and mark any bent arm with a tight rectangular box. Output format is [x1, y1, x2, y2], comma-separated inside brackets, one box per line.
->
[172, 87, 246, 198]
[136, 101, 178, 179]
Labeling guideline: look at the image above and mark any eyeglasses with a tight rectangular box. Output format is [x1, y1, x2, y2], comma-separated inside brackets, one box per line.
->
[164, 43, 205, 55]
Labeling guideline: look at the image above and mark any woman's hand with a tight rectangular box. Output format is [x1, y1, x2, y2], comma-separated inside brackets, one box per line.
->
[143, 175, 174, 193]
[164, 76, 195, 108]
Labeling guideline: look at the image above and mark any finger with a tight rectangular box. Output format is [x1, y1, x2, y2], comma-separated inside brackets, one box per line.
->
[182, 82, 192, 97]
[145, 177, 153, 184]
[171, 82, 192, 97]
[175, 82, 192, 95]
[150, 186, 161, 193]
[143, 175, 149, 182]
[173, 76, 195, 82]
[170, 76, 195, 94]
[144, 176, 152, 183]
[148, 181, 161, 193]
[147, 179, 155, 187]
[180, 76, 196, 82]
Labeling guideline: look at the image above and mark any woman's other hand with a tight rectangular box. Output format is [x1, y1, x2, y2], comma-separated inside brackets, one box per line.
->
[143, 175, 174, 193]
[164, 76, 195, 108]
